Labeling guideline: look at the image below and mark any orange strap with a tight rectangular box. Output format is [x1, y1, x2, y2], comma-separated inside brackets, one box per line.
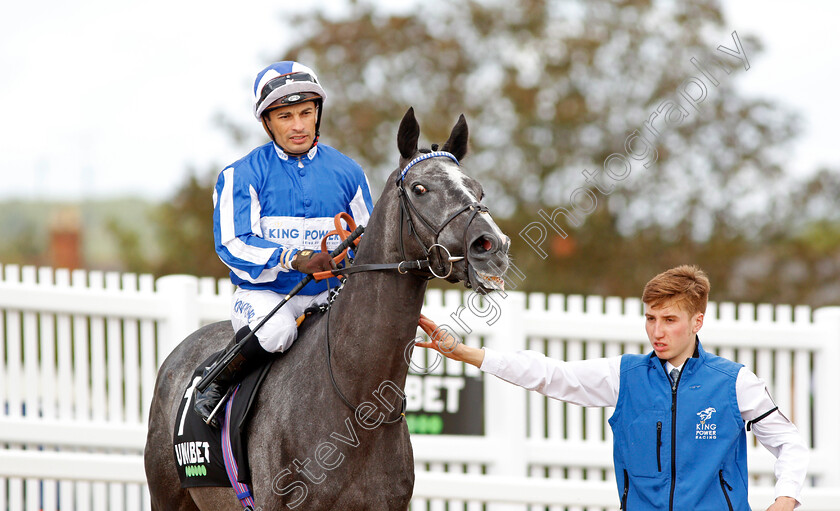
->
[312, 212, 362, 281]
[296, 213, 363, 323]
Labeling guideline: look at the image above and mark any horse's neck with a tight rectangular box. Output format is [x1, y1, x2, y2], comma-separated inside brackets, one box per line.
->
[327, 197, 427, 399]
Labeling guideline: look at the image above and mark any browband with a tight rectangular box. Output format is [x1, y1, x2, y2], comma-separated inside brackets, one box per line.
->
[397, 151, 459, 182]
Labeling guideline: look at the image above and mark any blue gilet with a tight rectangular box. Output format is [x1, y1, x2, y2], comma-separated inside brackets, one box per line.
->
[608, 340, 749, 510]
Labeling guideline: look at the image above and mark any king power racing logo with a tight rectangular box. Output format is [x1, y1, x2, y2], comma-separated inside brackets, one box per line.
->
[696, 406, 717, 440]
[260, 216, 343, 251]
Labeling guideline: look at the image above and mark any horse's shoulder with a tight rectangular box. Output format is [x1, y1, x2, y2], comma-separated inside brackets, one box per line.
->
[251, 314, 331, 415]
[265, 314, 326, 378]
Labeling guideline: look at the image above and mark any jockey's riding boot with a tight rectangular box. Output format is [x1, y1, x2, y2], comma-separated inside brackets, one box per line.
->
[193, 326, 269, 429]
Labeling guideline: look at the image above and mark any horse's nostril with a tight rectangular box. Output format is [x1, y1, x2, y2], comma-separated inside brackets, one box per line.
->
[472, 235, 496, 254]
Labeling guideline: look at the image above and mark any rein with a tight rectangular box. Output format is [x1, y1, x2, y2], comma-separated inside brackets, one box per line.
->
[324, 302, 407, 424]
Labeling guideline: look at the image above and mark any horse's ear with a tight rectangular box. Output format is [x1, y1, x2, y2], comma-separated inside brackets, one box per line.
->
[442, 114, 468, 161]
[398, 107, 420, 159]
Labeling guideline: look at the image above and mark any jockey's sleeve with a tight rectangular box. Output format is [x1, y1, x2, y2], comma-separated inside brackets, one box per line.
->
[213, 166, 296, 284]
[347, 172, 374, 226]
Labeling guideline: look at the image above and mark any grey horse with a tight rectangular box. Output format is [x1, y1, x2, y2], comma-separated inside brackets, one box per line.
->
[144, 108, 510, 510]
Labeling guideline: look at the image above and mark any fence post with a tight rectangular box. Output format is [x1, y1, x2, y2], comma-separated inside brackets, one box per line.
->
[483, 291, 528, 511]
[812, 306, 840, 486]
[156, 275, 200, 364]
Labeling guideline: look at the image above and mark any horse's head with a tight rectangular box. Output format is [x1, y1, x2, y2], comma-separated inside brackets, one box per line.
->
[391, 107, 510, 294]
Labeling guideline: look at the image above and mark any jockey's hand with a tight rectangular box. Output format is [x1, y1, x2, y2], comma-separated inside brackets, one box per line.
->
[765, 497, 797, 511]
[292, 250, 337, 274]
[415, 314, 486, 368]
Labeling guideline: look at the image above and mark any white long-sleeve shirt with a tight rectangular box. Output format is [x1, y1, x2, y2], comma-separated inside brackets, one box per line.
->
[480, 347, 809, 506]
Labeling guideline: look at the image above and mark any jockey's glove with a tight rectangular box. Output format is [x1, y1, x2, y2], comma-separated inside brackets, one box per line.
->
[292, 249, 337, 274]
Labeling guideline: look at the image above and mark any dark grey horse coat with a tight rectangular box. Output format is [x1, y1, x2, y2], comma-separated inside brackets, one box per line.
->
[144, 108, 510, 510]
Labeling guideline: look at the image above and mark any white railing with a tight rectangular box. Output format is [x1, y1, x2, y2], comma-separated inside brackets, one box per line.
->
[1, 264, 838, 510]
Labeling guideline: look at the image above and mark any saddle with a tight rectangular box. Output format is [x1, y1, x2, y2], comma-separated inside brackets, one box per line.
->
[173, 350, 274, 490]
[173, 297, 334, 508]
[173, 213, 355, 501]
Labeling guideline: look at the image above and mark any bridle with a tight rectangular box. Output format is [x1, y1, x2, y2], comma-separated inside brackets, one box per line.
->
[322, 150, 492, 424]
[395, 150, 489, 279]
[322, 150, 491, 282]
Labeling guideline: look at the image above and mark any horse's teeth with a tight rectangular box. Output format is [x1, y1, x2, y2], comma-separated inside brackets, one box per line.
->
[476, 271, 505, 290]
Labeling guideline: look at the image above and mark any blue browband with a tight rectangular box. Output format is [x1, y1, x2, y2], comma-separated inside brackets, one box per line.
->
[397, 151, 460, 183]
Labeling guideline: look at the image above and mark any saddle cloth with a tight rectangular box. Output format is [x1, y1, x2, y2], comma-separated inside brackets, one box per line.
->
[173, 351, 274, 488]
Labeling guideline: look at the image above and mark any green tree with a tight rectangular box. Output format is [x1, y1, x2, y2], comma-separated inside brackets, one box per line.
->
[277, 0, 799, 298]
[152, 173, 225, 278]
[108, 171, 227, 279]
[0, 216, 43, 266]
[129, 0, 840, 307]
[730, 168, 840, 306]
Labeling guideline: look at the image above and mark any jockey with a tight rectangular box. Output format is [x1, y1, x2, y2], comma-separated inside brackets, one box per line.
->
[194, 61, 375, 428]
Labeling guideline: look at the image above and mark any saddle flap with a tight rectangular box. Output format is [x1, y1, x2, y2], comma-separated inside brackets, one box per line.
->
[172, 352, 275, 488]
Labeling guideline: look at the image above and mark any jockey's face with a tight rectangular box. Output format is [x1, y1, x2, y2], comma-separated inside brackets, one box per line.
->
[644, 299, 704, 368]
[264, 101, 317, 155]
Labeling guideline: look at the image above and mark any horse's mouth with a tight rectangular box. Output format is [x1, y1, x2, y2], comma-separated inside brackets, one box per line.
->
[466, 265, 506, 294]
[443, 251, 509, 294]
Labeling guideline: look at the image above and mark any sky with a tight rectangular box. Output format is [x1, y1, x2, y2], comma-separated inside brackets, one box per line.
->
[0, 1, 838, 201]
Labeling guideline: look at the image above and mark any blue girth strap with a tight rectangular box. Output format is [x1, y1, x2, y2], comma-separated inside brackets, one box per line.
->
[221, 386, 256, 509]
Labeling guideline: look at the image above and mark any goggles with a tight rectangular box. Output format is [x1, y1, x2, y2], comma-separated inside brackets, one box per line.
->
[257, 72, 319, 106]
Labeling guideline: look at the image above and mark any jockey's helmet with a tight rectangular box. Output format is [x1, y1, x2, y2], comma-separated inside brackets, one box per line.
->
[253, 61, 327, 148]
[253, 61, 326, 118]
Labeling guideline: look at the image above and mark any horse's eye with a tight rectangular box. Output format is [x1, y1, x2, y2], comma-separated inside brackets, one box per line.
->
[412, 184, 428, 195]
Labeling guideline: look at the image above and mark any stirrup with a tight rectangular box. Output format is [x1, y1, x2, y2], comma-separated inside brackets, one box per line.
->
[203, 385, 234, 427]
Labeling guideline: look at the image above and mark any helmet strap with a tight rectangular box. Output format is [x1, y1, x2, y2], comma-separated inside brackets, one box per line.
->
[314, 99, 323, 140]
[261, 117, 277, 144]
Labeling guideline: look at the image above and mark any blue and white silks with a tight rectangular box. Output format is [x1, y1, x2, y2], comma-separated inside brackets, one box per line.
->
[213, 142, 374, 296]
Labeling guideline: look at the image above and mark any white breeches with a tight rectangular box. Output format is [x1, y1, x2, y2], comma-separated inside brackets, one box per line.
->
[230, 288, 330, 353]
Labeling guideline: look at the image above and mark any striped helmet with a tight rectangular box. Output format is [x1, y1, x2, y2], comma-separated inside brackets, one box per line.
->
[253, 61, 327, 120]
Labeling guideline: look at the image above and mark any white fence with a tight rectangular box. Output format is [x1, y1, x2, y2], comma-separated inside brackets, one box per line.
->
[1, 264, 839, 510]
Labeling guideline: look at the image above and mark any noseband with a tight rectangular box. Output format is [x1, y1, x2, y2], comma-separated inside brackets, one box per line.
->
[395, 151, 488, 280]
